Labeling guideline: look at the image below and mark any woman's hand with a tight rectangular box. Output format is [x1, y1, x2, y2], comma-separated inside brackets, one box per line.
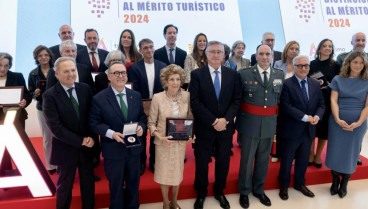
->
[336, 119, 349, 129]
[187, 135, 196, 144]
[159, 135, 174, 143]
[35, 88, 41, 97]
[343, 122, 361, 132]
[18, 99, 27, 108]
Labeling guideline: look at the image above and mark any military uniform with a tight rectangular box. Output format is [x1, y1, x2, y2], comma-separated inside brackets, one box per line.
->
[237, 65, 284, 195]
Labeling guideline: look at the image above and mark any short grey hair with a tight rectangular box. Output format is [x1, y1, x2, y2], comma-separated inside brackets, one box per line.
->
[54, 56, 76, 71]
[104, 50, 126, 67]
[205, 41, 224, 52]
[292, 55, 310, 65]
[107, 62, 126, 73]
[0, 52, 13, 69]
[230, 40, 246, 57]
[262, 32, 275, 40]
[59, 40, 77, 53]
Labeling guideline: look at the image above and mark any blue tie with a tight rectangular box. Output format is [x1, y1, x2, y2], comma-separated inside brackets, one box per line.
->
[169, 48, 174, 64]
[214, 70, 220, 100]
[301, 80, 308, 103]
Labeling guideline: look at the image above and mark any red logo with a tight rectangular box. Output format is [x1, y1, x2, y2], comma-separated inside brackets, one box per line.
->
[88, 0, 111, 18]
[295, 0, 316, 23]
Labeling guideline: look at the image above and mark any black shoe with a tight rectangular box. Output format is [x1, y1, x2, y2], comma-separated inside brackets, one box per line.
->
[184, 157, 187, 163]
[294, 185, 314, 197]
[279, 188, 288, 200]
[330, 170, 340, 195]
[194, 197, 205, 209]
[214, 194, 230, 209]
[94, 174, 101, 182]
[140, 163, 146, 176]
[239, 194, 249, 208]
[308, 161, 313, 166]
[338, 174, 351, 198]
[357, 158, 362, 165]
[149, 163, 155, 173]
[48, 169, 56, 175]
[313, 162, 322, 168]
[253, 193, 271, 206]
[230, 150, 234, 156]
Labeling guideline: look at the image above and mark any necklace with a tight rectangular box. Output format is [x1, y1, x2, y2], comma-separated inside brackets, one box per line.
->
[165, 90, 181, 102]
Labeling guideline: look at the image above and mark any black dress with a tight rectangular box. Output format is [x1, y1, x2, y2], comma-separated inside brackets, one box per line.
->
[308, 58, 340, 139]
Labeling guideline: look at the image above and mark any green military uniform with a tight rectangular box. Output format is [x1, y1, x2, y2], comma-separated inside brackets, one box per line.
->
[237, 65, 284, 196]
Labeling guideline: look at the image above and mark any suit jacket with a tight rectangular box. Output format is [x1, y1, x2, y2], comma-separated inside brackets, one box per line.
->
[49, 43, 86, 61]
[94, 72, 109, 94]
[236, 66, 284, 138]
[128, 59, 166, 99]
[46, 63, 95, 91]
[89, 86, 147, 159]
[250, 50, 282, 67]
[0, 71, 32, 122]
[154, 46, 187, 68]
[42, 82, 93, 165]
[76, 48, 109, 72]
[189, 65, 241, 138]
[278, 75, 325, 139]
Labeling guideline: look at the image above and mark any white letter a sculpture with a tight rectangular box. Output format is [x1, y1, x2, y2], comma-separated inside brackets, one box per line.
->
[0, 108, 55, 197]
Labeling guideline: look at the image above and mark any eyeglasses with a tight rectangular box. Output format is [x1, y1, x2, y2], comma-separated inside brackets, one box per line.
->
[142, 46, 154, 51]
[294, 64, 310, 69]
[208, 50, 224, 55]
[110, 71, 127, 77]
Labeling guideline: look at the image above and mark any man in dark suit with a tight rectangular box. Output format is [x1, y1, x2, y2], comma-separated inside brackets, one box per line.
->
[237, 45, 284, 208]
[49, 25, 86, 60]
[89, 62, 146, 209]
[128, 38, 166, 174]
[42, 57, 95, 209]
[189, 41, 241, 209]
[47, 40, 94, 90]
[250, 32, 282, 67]
[76, 28, 109, 73]
[154, 24, 187, 68]
[278, 55, 325, 200]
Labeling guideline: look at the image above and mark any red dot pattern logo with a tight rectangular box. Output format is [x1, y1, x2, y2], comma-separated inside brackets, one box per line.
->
[88, 0, 111, 18]
[295, 0, 316, 23]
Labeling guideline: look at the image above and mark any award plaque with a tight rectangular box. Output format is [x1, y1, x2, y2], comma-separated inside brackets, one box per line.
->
[38, 80, 46, 93]
[142, 99, 152, 116]
[310, 71, 328, 87]
[0, 86, 24, 106]
[122, 122, 141, 147]
[166, 118, 194, 140]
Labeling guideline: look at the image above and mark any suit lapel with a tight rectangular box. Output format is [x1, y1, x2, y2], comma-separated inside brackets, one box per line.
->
[55, 83, 79, 119]
[292, 76, 308, 106]
[161, 47, 170, 64]
[106, 86, 126, 123]
[251, 66, 264, 87]
[126, 89, 135, 122]
[307, 78, 314, 107]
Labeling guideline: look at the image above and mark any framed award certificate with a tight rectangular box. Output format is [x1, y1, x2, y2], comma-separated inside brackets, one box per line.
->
[166, 118, 194, 140]
[0, 86, 24, 106]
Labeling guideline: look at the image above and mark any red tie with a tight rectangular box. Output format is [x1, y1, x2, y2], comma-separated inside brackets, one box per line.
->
[90, 52, 99, 72]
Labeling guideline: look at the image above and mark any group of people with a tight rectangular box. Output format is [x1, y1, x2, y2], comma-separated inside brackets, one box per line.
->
[0, 23, 367, 209]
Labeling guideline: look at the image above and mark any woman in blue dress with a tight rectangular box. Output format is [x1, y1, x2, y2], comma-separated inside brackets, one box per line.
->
[326, 51, 368, 198]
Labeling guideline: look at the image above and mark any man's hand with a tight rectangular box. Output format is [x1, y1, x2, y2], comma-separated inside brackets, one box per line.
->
[213, 118, 227, 131]
[310, 115, 319, 125]
[136, 125, 143, 137]
[112, 132, 125, 143]
[82, 137, 95, 148]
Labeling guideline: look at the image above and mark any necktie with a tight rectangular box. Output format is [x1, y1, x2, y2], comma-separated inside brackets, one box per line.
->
[214, 70, 220, 101]
[67, 88, 79, 119]
[301, 80, 309, 103]
[169, 48, 174, 64]
[90, 52, 99, 72]
[117, 93, 128, 120]
[263, 71, 268, 86]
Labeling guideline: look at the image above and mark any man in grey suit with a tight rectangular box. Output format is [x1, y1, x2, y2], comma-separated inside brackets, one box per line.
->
[336, 32, 367, 66]
[237, 45, 284, 208]
[250, 32, 282, 67]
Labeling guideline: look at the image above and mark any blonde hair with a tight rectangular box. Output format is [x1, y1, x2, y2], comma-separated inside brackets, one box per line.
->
[340, 51, 368, 79]
[160, 64, 185, 90]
